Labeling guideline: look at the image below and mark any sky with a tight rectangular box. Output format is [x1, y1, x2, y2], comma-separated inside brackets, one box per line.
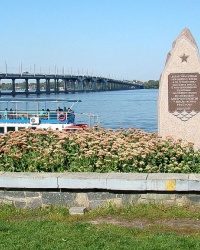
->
[0, 0, 200, 81]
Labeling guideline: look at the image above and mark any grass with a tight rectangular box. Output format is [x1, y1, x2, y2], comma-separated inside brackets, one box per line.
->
[1, 203, 200, 249]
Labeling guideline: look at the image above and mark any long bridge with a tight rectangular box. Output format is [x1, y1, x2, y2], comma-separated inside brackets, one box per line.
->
[0, 73, 143, 96]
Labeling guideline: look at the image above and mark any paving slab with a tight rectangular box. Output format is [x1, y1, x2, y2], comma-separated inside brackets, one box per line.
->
[58, 172, 108, 189]
[107, 173, 147, 190]
[147, 173, 189, 191]
[189, 174, 200, 191]
[0, 172, 59, 188]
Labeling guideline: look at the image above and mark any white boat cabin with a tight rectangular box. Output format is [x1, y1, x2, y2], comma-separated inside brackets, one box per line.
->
[0, 98, 98, 133]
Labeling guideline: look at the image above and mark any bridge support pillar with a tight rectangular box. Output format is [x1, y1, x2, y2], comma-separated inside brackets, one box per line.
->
[36, 79, 41, 94]
[54, 79, 59, 93]
[12, 79, 16, 95]
[114, 83, 118, 90]
[104, 80, 107, 91]
[78, 79, 83, 91]
[64, 79, 68, 93]
[107, 81, 112, 90]
[84, 80, 90, 91]
[25, 79, 29, 95]
[100, 81, 103, 91]
[46, 79, 50, 94]
[97, 80, 104, 91]
[71, 79, 75, 92]
[91, 79, 96, 91]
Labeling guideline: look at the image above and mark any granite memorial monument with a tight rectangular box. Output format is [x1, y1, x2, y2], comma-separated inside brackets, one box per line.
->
[158, 28, 200, 148]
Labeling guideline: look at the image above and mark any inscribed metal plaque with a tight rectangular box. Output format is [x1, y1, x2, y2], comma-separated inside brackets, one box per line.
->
[168, 73, 200, 113]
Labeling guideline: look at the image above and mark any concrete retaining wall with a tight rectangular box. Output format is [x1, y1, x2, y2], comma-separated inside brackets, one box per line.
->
[0, 172, 200, 208]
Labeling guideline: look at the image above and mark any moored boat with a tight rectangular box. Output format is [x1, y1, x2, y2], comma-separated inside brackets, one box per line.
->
[0, 98, 98, 133]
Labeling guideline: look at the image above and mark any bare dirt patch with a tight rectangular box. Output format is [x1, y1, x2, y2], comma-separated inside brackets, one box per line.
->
[87, 216, 200, 234]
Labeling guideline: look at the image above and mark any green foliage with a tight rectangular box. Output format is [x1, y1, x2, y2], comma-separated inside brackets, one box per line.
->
[1, 82, 12, 90]
[0, 128, 200, 173]
[143, 80, 159, 89]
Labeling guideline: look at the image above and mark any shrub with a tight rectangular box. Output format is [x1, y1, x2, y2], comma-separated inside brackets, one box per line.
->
[0, 127, 200, 173]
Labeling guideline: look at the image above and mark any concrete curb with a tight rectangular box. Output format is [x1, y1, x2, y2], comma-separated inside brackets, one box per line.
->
[1, 172, 200, 191]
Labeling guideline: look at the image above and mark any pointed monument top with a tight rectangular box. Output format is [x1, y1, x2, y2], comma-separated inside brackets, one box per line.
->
[172, 28, 198, 48]
[166, 28, 198, 65]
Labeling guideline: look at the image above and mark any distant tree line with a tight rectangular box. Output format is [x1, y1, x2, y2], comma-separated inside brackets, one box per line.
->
[142, 80, 159, 89]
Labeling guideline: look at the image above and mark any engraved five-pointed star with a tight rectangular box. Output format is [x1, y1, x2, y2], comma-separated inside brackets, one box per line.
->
[180, 53, 189, 62]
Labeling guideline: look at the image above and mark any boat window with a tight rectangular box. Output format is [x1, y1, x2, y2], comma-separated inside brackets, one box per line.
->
[7, 127, 15, 132]
[18, 127, 26, 131]
[0, 127, 4, 133]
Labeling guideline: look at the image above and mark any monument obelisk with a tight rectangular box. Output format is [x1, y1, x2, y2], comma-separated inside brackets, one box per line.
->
[158, 28, 200, 148]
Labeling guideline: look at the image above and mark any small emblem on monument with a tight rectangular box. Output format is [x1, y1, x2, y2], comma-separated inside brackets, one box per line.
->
[180, 53, 189, 62]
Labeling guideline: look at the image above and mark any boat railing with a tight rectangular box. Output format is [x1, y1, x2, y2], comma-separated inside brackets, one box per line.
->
[0, 110, 75, 121]
[75, 113, 99, 127]
[0, 110, 98, 127]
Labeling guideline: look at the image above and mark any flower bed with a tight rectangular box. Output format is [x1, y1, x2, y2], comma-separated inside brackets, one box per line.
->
[0, 128, 200, 173]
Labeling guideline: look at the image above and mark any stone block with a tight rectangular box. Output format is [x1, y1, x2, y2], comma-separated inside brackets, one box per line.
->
[89, 200, 107, 209]
[0, 199, 13, 205]
[14, 200, 27, 208]
[69, 206, 87, 215]
[121, 194, 141, 205]
[4, 190, 25, 198]
[187, 194, 200, 204]
[175, 196, 189, 206]
[145, 193, 176, 201]
[0, 190, 5, 199]
[25, 191, 41, 198]
[26, 197, 42, 209]
[74, 193, 89, 207]
[107, 198, 122, 207]
[41, 191, 75, 206]
[87, 191, 116, 200]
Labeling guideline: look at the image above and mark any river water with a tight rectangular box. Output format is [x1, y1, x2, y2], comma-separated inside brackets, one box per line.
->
[41, 89, 158, 132]
[1, 89, 158, 132]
